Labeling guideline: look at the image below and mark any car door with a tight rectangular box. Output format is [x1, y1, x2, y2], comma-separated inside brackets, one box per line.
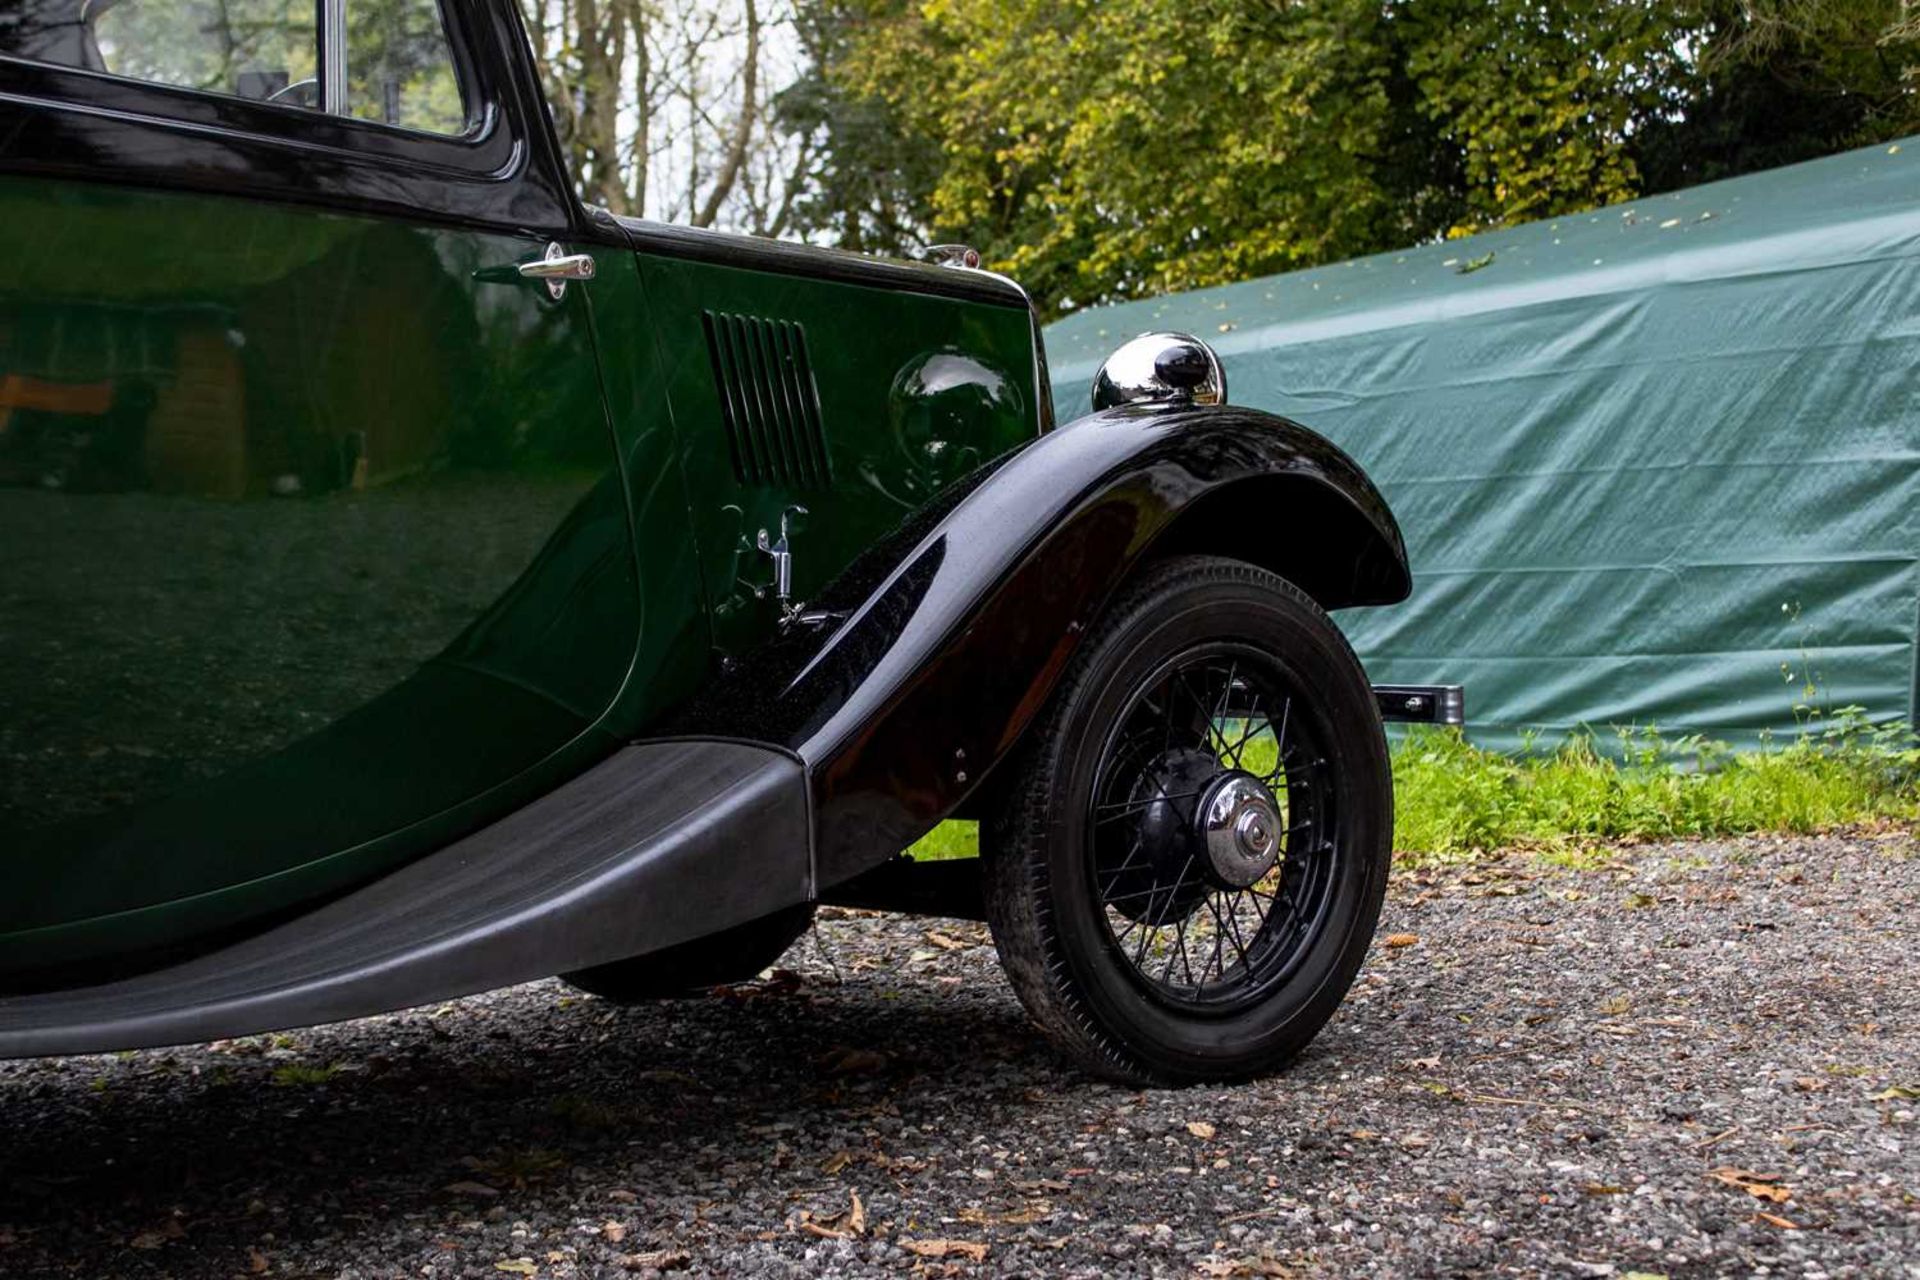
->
[0, 0, 651, 984]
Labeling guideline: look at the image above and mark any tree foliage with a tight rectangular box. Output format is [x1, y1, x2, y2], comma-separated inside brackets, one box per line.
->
[788, 0, 1920, 314]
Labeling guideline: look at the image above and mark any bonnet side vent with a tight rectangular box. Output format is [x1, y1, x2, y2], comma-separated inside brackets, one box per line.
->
[701, 311, 832, 489]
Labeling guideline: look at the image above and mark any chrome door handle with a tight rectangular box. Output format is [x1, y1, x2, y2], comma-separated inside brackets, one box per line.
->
[519, 242, 597, 299]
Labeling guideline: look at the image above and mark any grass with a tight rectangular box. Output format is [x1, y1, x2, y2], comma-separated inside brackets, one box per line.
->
[909, 708, 1920, 866]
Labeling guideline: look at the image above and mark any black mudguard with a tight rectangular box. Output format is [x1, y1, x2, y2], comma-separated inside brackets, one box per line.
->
[680, 401, 1410, 887]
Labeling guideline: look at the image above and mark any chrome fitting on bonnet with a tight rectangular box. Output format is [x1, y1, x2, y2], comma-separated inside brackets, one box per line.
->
[1090, 331, 1227, 412]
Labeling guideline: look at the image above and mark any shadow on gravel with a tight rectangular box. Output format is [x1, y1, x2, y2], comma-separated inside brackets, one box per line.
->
[0, 973, 1072, 1269]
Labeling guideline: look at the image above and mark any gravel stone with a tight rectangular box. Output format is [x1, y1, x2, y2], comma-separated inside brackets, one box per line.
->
[2, 830, 1915, 1277]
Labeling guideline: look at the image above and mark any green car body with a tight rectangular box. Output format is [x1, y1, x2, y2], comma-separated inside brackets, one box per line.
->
[0, 0, 1416, 1057]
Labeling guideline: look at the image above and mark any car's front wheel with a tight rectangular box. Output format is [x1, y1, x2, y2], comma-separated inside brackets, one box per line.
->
[982, 555, 1391, 1084]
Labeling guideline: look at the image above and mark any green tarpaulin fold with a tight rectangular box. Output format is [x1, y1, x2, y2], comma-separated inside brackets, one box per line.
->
[1047, 138, 1920, 747]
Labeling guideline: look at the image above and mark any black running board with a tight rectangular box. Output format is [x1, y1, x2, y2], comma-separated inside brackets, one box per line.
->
[0, 741, 810, 1059]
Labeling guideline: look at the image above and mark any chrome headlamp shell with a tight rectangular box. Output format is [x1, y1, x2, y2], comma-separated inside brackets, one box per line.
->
[1090, 332, 1227, 412]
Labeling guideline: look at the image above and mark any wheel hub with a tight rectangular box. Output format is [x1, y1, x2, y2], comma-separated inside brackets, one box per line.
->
[1198, 771, 1283, 889]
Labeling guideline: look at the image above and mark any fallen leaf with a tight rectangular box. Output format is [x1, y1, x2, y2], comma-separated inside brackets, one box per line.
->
[1382, 933, 1418, 949]
[818, 1047, 890, 1076]
[443, 1181, 500, 1198]
[606, 1189, 638, 1203]
[1709, 1167, 1792, 1203]
[1584, 1183, 1626, 1196]
[600, 1221, 627, 1243]
[822, 1150, 853, 1175]
[1405, 1055, 1441, 1070]
[617, 1251, 691, 1272]
[799, 1222, 851, 1241]
[1754, 1212, 1800, 1230]
[128, 1220, 185, 1250]
[924, 930, 967, 951]
[902, 1238, 989, 1262]
[494, 1261, 538, 1276]
[1186, 1121, 1217, 1140]
[248, 1247, 270, 1275]
[1872, 1084, 1920, 1101]
[848, 1190, 867, 1237]
[1195, 1254, 1296, 1277]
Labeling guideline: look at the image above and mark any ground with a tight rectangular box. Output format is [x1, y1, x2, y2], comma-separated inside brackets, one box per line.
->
[1, 831, 1915, 1279]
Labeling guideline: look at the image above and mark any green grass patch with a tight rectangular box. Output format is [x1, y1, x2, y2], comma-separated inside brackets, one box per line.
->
[908, 710, 1919, 865]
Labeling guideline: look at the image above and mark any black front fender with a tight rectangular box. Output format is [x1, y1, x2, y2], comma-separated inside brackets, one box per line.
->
[677, 402, 1409, 886]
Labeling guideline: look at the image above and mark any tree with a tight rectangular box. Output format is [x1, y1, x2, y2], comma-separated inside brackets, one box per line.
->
[1632, 0, 1920, 192]
[517, 0, 776, 226]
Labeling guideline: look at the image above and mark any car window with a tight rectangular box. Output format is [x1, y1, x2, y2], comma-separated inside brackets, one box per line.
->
[347, 0, 471, 135]
[0, 0, 474, 136]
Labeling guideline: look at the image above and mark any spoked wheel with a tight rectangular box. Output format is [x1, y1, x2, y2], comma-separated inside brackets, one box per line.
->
[1090, 646, 1337, 1011]
[984, 555, 1390, 1084]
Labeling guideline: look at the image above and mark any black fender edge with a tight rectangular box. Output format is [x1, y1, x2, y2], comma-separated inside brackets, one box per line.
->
[676, 402, 1409, 887]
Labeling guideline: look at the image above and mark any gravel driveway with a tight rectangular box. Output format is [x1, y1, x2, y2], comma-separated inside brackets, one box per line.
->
[2, 831, 1915, 1279]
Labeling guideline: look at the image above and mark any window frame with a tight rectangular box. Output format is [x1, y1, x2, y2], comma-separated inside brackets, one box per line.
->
[0, 0, 574, 234]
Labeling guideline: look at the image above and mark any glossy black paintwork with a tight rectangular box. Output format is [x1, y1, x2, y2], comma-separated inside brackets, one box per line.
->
[0, 7, 575, 234]
[606, 211, 1033, 310]
[673, 403, 1410, 886]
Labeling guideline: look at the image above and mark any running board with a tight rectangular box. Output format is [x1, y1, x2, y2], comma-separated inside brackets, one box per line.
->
[1373, 684, 1466, 725]
[0, 741, 810, 1059]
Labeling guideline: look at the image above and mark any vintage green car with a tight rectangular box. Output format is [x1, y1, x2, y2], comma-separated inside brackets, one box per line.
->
[0, 0, 1452, 1083]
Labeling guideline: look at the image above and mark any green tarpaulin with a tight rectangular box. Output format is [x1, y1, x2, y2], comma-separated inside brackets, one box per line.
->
[1046, 136, 1920, 748]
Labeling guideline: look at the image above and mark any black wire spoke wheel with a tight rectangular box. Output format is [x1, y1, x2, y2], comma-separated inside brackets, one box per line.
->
[983, 555, 1391, 1085]
[1088, 646, 1335, 1013]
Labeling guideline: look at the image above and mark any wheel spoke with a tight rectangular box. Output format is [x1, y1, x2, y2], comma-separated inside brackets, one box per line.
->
[1083, 644, 1338, 1012]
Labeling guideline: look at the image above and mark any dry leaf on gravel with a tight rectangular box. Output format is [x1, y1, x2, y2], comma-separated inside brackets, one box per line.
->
[618, 1251, 691, 1272]
[444, 1181, 499, 1198]
[1383, 933, 1419, 948]
[1754, 1212, 1801, 1230]
[1709, 1168, 1792, 1203]
[817, 1047, 890, 1076]
[1872, 1084, 1920, 1100]
[1194, 1253, 1296, 1277]
[822, 1149, 853, 1175]
[247, 1247, 269, 1274]
[902, 1238, 988, 1262]
[1187, 1121, 1217, 1140]
[128, 1220, 185, 1250]
[924, 930, 967, 951]
[848, 1191, 867, 1236]
[600, 1221, 626, 1243]
[493, 1260, 537, 1276]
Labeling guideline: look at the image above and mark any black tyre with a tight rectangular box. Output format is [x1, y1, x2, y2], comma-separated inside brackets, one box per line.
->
[563, 903, 815, 1003]
[982, 555, 1391, 1084]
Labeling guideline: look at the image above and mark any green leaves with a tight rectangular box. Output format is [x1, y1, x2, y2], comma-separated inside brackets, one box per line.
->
[801, 0, 1920, 315]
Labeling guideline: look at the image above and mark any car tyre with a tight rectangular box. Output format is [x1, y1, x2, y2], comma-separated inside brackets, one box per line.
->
[982, 554, 1391, 1084]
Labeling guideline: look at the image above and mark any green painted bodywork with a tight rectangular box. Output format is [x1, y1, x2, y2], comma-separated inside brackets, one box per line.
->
[0, 175, 1039, 986]
[634, 252, 1038, 656]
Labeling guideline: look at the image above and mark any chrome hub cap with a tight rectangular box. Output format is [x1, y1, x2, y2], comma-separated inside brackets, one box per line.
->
[1199, 771, 1283, 888]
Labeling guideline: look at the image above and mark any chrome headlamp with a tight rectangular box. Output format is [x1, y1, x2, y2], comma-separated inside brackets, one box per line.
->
[1090, 332, 1227, 412]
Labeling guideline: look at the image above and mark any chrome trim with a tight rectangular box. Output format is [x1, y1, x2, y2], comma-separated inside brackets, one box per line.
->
[518, 241, 597, 300]
[1373, 684, 1467, 726]
[319, 0, 348, 116]
[1199, 772, 1282, 889]
[925, 243, 982, 269]
[1090, 332, 1228, 412]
